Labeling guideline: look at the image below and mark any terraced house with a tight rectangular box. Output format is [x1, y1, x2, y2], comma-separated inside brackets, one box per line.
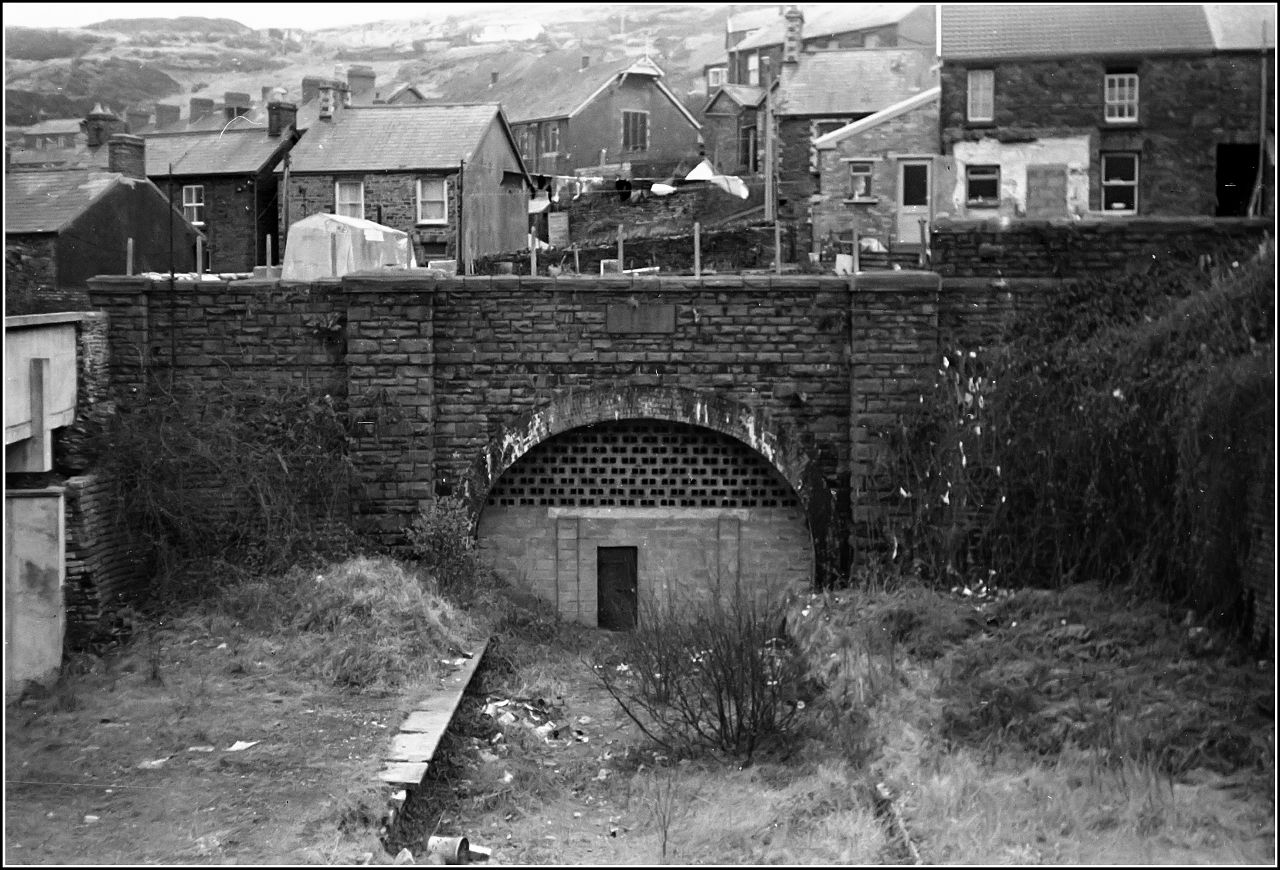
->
[939, 4, 1276, 218]
[279, 102, 532, 269]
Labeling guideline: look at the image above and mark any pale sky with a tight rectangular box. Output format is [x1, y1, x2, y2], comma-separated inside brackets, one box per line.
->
[0, 2, 504, 31]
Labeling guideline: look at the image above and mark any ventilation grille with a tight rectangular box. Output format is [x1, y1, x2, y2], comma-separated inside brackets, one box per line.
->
[488, 420, 798, 509]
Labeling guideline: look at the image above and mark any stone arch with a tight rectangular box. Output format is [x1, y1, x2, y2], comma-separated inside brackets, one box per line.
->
[464, 382, 842, 585]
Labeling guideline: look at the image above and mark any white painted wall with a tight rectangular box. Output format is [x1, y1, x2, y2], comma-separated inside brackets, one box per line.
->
[5, 315, 80, 472]
[950, 136, 1091, 218]
[5, 489, 66, 699]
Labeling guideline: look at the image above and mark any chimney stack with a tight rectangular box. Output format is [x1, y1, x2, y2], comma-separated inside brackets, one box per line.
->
[267, 101, 297, 138]
[83, 103, 127, 148]
[154, 103, 181, 128]
[490, 71, 499, 86]
[581, 55, 591, 70]
[301, 75, 326, 104]
[107, 133, 146, 179]
[348, 65, 376, 105]
[318, 84, 334, 119]
[189, 97, 215, 122]
[223, 91, 252, 120]
[783, 5, 804, 66]
[126, 108, 151, 133]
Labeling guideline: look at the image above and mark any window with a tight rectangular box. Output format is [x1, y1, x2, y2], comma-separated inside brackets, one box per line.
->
[848, 161, 874, 198]
[335, 180, 363, 219]
[1104, 72, 1139, 123]
[417, 178, 448, 224]
[540, 121, 559, 155]
[182, 184, 205, 225]
[1101, 152, 1138, 213]
[517, 126, 532, 159]
[623, 110, 648, 153]
[966, 165, 1000, 206]
[740, 125, 758, 172]
[707, 67, 725, 88]
[967, 69, 994, 122]
[747, 52, 760, 86]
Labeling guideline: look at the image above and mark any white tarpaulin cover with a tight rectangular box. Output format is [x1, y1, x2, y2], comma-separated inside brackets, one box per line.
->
[281, 213, 417, 281]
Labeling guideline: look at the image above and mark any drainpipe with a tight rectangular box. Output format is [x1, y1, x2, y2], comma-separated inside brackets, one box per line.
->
[1247, 31, 1270, 217]
[457, 159, 465, 273]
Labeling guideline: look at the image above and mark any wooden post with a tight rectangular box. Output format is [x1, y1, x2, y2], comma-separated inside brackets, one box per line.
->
[693, 221, 701, 277]
[573, 244, 580, 274]
[330, 233, 338, 277]
[852, 224, 860, 274]
[531, 230, 538, 275]
[617, 224, 624, 270]
[126, 237, 134, 275]
[774, 221, 782, 275]
[265, 234, 273, 267]
[918, 218, 929, 268]
[196, 237, 203, 273]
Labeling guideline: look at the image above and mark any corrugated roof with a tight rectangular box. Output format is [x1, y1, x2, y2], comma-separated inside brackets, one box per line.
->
[736, 4, 924, 51]
[778, 48, 936, 115]
[814, 86, 939, 147]
[285, 104, 504, 173]
[940, 4, 1217, 59]
[4, 168, 126, 233]
[1204, 4, 1276, 49]
[145, 127, 287, 177]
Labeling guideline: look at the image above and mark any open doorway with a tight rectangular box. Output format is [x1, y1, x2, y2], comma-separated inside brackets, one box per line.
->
[1216, 143, 1260, 217]
[597, 546, 637, 631]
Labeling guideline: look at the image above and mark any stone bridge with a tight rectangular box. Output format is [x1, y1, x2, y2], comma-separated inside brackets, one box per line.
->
[89, 271, 1034, 626]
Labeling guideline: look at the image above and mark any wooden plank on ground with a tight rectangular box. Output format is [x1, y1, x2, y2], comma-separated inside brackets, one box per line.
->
[377, 761, 429, 785]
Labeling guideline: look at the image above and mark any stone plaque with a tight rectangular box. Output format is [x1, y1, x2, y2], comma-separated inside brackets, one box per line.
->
[548, 213, 569, 248]
[606, 303, 676, 333]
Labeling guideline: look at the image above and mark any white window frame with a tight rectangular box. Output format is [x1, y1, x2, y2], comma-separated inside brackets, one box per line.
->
[1104, 72, 1139, 123]
[416, 177, 448, 225]
[622, 110, 649, 153]
[182, 184, 205, 226]
[844, 159, 876, 199]
[965, 164, 1000, 207]
[1101, 152, 1139, 214]
[335, 180, 364, 219]
[541, 121, 560, 156]
[967, 69, 994, 123]
[747, 52, 760, 86]
[707, 67, 726, 88]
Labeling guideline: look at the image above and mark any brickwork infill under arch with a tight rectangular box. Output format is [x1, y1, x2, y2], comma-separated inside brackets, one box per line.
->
[465, 383, 840, 584]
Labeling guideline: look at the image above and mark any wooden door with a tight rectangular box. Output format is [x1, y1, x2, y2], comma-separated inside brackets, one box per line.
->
[597, 546, 637, 631]
[896, 159, 932, 246]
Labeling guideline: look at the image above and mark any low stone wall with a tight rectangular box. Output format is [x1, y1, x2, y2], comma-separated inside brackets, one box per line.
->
[931, 217, 1273, 278]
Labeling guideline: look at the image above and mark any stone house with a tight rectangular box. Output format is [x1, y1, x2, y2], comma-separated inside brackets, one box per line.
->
[446, 52, 703, 177]
[939, 4, 1276, 219]
[280, 103, 532, 269]
[703, 84, 767, 175]
[812, 87, 942, 252]
[4, 134, 202, 314]
[143, 101, 300, 272]
[726, 3, 936, 90]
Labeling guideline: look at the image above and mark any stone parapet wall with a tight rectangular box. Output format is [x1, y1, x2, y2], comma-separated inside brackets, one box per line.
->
[931, 217, 1273, 278]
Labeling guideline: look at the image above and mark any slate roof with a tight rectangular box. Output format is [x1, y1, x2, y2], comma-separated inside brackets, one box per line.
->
[777, 48, 936, 116]
[716, 84, 767, 108]
[285, 104, 508, 173]
[735, 4, 925, 51]
[940, 4, 1218, 59]
[22, 118, 85, 136]
[1204, 4, 1276, 50]
[144, 127, 288, 177]
[4, 167, 130, 233]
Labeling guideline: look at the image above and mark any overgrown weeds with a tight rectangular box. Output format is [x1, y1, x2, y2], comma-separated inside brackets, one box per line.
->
[407, 496, 480, 592]
[593, 584, 806, 763]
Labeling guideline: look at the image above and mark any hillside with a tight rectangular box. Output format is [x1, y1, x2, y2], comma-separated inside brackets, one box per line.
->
[4, 5, 734, 126]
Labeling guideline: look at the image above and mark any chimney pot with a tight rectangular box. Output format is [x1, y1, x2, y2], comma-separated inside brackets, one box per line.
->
[491, 71, 499, 86]
[318, 84, 334, 119]
[190, 97, 215, 122]
[107, 133, 146, 179]
[581, 55, 590, 70]
[155, 103, 181, 128]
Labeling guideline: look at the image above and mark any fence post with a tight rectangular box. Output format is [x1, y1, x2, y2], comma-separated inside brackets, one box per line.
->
[693, 221, 701, 277]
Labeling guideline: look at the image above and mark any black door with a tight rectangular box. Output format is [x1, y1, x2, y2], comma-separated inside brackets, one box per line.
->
[1216, 143, 1260, 216]
[597, 547, 637, 631]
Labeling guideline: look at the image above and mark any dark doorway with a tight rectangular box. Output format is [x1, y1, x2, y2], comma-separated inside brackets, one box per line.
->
[1216, 143, 1260, 216]
[597, 546, 637, 631]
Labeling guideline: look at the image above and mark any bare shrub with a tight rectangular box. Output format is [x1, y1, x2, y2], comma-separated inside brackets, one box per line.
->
[407, 496, 479, 591]
[593, 584, 805, 764]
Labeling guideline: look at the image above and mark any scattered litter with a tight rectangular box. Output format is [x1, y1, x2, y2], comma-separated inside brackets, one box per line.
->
[572, 730, 589, 743]
[478, 750, 499, 764]
[136, 756, 171, 769]
[573, 812, 582, 818]
[45, 812, 55, 819]
[533, 722, 559, 741]
[215, 643, 227, 650]
[426, 835, 469, 864]
[467, 843, 492, 862]
[595, 768, 610, 782]
[357, 852, 374, 865]
[490, 733, 504, 744]
[83, 815, 100, 824]
[497, 712, 517, 726]
[576, 716, 592, 725]
[187, 745, 216, 753]
[225, 740, 259, 752]
[194, 834, 221, 856]
[440, 658, 468, 667]
[393, 847, 415, 865]
[502, 771, 513, 784]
